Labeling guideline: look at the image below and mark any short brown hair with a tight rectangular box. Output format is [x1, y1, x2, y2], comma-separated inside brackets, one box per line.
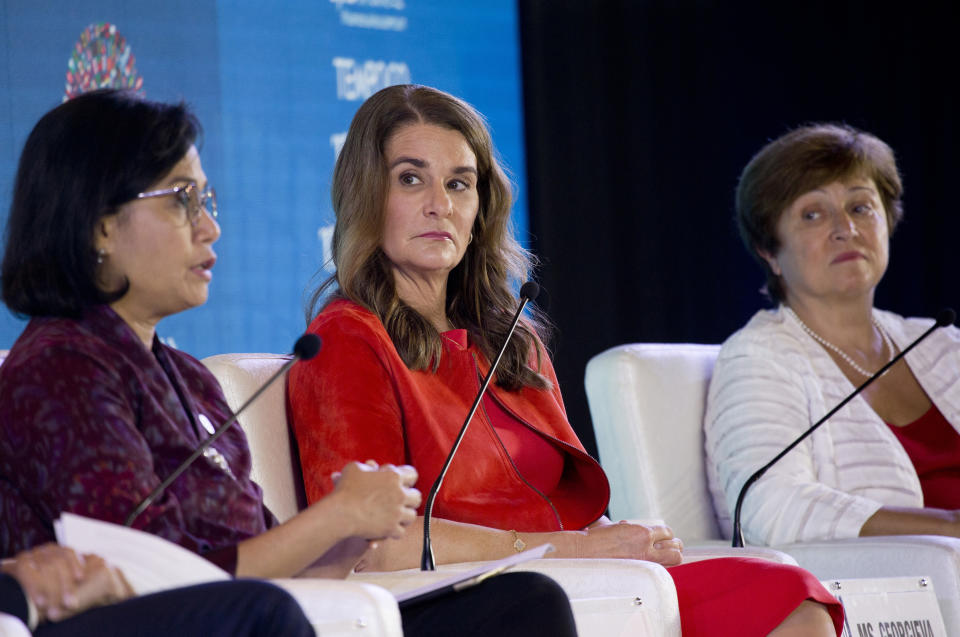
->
[735, 123, 904, 303]
[306, 84, 550, 390]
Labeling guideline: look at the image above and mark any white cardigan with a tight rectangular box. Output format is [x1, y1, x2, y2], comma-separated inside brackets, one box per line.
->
[704, 306, 960, 546]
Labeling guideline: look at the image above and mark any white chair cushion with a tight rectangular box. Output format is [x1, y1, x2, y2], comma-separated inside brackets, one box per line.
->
[202, 353, 304, 523]
[0, 613, 30, 637]
[585, 343, 721, 541]
[272, 578, 403, 637]
[352, 558, 681, 637]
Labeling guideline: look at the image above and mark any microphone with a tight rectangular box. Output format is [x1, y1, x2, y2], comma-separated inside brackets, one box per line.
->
[731, 308, 956, 547]
[124, 333, 322, 527]
[420, 281, 541, 570]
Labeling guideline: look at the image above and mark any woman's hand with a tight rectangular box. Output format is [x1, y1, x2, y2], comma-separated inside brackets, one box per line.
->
[576, 519, 684, 566]
[2, 544, 132, 623]
[860, 506, 960, 538]
[236, 460, 421, 578]
[330, 460, 422, 540]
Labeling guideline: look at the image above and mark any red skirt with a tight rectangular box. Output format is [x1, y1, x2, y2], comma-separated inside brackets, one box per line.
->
[669, 558, 844, 636]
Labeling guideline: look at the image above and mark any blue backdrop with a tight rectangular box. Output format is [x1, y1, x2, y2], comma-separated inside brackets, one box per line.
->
[0, 0, 528, 357]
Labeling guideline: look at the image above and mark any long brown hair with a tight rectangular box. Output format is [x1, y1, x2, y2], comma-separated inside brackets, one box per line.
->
[306, 84, 550, 390]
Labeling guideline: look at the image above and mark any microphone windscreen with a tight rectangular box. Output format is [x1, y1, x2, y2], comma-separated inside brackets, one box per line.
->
[293, 334, 322, 360]
[936, 308, 957, 327]
[520, 281, 540, 301]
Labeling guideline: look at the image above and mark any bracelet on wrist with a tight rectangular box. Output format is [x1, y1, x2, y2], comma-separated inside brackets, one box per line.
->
[509, 529, 526, 553]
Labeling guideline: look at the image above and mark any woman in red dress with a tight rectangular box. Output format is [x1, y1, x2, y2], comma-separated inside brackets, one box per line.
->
[289, 84, 844, 636]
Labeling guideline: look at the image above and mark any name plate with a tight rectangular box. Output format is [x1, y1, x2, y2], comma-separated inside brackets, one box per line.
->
[822, 576, 947, 637]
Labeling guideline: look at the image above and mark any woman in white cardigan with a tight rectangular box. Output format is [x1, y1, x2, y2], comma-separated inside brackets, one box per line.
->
[704, 123, 960, 547]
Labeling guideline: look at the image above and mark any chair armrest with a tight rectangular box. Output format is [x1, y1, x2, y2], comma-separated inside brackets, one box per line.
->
[520, 558, 680, 636]
[0, 613, 30, 637]
[271, 578, 403, 637]
[350, 558, 681, 637]
[0, 583, 402, 637]
[775, 535, 960, 632]
[682, 542, 798, 565]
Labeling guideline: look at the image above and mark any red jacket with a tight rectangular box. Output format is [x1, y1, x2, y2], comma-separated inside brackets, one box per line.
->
[288, 299, 609, 532]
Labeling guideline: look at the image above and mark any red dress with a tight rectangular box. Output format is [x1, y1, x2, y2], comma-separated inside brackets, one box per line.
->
[288, 300, 843, 635]
[887, 405, 960, 509]
[484, 373, 842, 635]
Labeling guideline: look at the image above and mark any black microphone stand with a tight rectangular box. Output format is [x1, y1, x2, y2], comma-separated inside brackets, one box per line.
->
[125, 334, 321, 527]
[420, 282, 540, 570]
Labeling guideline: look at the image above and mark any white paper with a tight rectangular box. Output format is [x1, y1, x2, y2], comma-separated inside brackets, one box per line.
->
[395, 543, 554, 604]
[54, 513, 230, 596]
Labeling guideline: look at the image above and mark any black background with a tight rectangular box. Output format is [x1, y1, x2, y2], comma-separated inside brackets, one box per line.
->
[518, 1, 958, 459]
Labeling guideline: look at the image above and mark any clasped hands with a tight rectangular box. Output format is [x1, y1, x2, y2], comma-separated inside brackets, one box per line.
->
[1, 543, 133, 625]
[329, 460, 422, 541]
[576, 518, 684, 566]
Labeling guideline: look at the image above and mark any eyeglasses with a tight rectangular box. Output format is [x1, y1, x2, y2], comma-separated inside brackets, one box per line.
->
[135, 182, 218, 227]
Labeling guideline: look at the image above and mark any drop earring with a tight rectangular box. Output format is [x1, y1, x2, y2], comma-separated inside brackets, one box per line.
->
[96, 248, 105, 264]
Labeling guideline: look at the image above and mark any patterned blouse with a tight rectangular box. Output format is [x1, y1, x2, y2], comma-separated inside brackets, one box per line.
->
[0, 305, 274, 569]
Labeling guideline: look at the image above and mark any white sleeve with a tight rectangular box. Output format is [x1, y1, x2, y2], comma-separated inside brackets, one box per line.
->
[705, 342, 883, 546]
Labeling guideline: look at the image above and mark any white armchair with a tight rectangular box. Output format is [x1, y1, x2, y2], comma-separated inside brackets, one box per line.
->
[202, 352, 683, 637]
[0, 614, 29, 637]
[270, 578, 403, 637]
[201, 353, 402, 636]
[202, 353, 306, 522]
[0, 580, 399, 637]
[585, 342, 960, 633]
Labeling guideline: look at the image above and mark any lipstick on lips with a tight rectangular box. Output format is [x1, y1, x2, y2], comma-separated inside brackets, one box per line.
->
[831, 251, 864, 264]
[192, 256, 216, 281]
[417, 231, 453, 241]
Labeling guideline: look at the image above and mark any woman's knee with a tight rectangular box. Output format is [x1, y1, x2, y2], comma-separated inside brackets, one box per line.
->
[770, 600, 836, 637]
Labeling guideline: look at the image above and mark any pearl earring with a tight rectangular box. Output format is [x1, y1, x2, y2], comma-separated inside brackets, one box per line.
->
[96, 248, 105, 264]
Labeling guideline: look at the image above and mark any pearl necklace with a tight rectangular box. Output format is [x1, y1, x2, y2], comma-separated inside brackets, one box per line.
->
[784, 306, 894, 378]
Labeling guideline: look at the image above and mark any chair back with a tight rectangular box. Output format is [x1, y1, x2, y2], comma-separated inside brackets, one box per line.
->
[585, 343, 722, 541]
[202, 353, 306, 523]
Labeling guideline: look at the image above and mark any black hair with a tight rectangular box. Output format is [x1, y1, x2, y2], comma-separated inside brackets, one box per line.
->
[1, 88, 200, 318]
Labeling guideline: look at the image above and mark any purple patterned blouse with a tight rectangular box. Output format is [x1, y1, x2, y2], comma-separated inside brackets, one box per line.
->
[0, 305, 275, 569]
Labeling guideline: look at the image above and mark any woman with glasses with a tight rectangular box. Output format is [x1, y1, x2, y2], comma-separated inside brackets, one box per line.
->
[0, 89, 577, 637]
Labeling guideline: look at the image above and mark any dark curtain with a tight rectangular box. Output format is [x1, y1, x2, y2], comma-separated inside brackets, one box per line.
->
[519, 1, 957, 459]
